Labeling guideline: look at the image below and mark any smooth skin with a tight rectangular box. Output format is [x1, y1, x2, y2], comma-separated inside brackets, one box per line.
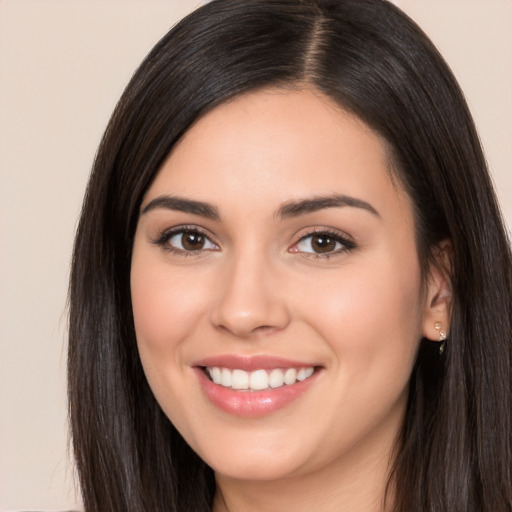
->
[131, 88, 451, 512]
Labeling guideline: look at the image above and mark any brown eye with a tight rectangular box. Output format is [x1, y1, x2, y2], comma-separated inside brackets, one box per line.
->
[166, 229, 217, 252]
[292, 231, 353, 256]
[181, 231, 205, 250]
[310, 234, 337, 253]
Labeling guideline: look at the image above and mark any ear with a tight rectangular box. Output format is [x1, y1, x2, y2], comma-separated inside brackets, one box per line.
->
[421, 240, 453, 342]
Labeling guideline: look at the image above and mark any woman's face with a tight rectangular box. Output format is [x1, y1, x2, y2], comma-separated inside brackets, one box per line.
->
[131, 88, 438, 482]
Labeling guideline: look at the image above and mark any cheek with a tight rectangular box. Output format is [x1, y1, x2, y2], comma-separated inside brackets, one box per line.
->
[292, 259, 423, 453]
[326, 270, 421, 342]
[302, 253, 422, 327]
[299, 256, 424, 391]
[131, 260, 213, 355]
[130, 254, 216, 431]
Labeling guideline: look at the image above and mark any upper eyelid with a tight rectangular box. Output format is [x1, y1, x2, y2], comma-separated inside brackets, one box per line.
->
[290, 227, 356, 254]
[152, 225, 218, 245]
[160, 224, 213, 237]
[293, 226, 354, 243]
[151, 224, 354, 249]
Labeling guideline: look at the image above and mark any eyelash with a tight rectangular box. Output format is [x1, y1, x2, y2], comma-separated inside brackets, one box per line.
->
[291, 228, 356, 259]
[152, 225, 219, 257]
[152, 226, 355, 259]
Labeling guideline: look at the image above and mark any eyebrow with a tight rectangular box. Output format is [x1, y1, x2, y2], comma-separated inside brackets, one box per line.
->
[277, 194, 380, 219]
[140, 193, 379, 221]
[141, 195, 220, 220]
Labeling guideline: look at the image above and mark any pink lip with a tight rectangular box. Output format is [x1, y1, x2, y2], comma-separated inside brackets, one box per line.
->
[193, 354, 318, 371]
[192, 355, 323, 418]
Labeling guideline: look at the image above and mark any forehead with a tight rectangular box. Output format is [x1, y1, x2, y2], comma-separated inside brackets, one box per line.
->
[145, 88, 410, 222]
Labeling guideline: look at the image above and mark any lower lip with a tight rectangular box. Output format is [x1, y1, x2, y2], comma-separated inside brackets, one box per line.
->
[195, 368, 321, 418]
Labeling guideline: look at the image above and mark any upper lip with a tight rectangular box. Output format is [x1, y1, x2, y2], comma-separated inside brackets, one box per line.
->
[192, 354, 320, 371]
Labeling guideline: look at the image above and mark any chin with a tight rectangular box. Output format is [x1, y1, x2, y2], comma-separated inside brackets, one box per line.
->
[187, 426, 321, 483]
[210, 455, 303, 482]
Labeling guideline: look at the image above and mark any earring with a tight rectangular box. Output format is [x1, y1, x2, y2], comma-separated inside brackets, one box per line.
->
[434, 322, 447, 354]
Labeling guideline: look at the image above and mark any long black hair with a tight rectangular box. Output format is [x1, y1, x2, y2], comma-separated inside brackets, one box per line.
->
[68, 1, 512, 510]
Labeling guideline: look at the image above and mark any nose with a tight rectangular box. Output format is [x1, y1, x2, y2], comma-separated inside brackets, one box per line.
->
[209, 251, 291, 338]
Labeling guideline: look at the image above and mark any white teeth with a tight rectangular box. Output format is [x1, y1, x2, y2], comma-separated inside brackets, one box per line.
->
[231, 369, 249, 390]
[284, 368, 297, 385]
[269, 368, 285, 388]
[297, 367, 314, 381]
[249, 369, 269, 390]
[211, 366, 222, 384]
[206, 366, 315, 390]
[221, 367, 232, 387]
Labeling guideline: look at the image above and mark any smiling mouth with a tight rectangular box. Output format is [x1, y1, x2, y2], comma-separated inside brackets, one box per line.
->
[203, 366, 317, 391]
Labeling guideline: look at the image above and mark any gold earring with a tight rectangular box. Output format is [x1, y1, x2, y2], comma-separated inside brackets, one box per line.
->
[434, 322, 447, 354]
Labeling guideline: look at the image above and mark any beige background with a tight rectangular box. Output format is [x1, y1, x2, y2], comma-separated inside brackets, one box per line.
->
[0, 1, 510, 510]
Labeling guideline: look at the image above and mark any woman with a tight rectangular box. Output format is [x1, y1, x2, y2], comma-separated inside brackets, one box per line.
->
[68, 0, 512, 510]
